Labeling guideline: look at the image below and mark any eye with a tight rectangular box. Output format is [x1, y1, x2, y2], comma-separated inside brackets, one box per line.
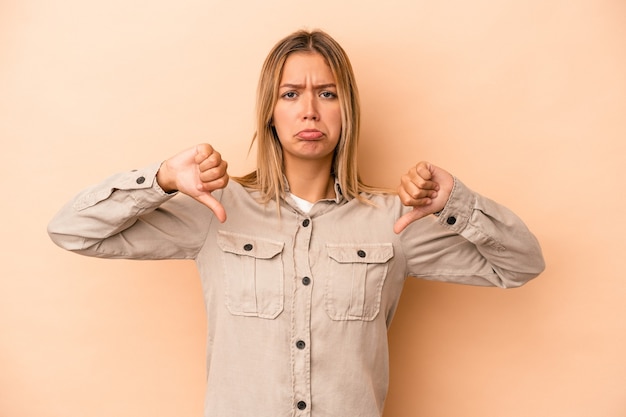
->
[281, 91, 298, 99]
[320, 91, 337, 99]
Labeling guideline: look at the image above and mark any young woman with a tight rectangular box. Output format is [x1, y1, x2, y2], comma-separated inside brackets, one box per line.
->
[48, 30, 545, 417]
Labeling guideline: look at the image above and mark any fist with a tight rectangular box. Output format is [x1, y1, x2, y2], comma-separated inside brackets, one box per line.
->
[393, 162, 454, 234]
[157, 144, 229, 222]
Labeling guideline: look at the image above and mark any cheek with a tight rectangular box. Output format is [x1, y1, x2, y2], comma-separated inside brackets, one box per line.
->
[329, 108, 342, 137]
[271, 109, 288, 143]
[272, 105, 289, 130]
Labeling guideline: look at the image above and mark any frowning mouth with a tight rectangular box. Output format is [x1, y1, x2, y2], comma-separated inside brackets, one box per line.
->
[296, 129, 324, 140]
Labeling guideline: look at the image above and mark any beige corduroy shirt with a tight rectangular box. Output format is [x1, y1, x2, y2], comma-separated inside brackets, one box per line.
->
[48, 162, 545, 417]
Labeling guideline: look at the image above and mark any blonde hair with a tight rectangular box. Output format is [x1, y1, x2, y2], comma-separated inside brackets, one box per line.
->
[234, 29, 385, 202]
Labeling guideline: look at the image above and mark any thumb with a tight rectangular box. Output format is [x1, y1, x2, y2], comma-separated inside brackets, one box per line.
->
[194, 192, 227, 223]
[393, 208, 427, 234]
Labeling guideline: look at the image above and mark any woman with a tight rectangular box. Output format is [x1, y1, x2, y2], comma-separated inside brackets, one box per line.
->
[48, 30, 545, 417]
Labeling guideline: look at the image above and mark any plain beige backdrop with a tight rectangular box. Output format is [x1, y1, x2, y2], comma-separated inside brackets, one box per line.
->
[2, 0, 625, 416]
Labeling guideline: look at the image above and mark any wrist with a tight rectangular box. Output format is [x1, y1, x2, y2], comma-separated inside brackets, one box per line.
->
[156, 161, 177, 193]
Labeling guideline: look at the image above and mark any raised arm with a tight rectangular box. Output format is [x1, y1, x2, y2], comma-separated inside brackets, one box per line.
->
[47, 144, 229, 259]
[396, 162, 545, 288]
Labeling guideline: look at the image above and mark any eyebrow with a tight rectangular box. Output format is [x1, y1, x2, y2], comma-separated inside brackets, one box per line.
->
[278, 83, 337, 90]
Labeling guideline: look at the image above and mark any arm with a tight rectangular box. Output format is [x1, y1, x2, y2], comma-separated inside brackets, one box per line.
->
[47, 144, 229, 259]
[47, 163, 212, 259]
[396, 162, 545, 288]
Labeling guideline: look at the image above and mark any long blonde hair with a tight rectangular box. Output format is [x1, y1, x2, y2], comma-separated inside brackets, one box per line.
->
[234, 29, 384, 202]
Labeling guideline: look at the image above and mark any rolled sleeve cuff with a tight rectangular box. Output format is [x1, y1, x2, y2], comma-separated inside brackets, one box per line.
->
[435, 178, 476, 233]
[72, 162, 176, 212]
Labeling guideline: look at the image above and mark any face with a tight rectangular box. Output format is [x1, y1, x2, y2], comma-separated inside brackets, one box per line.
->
[272, 52, 342, 168]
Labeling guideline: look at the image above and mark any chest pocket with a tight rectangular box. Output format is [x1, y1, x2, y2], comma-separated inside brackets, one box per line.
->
[325, 243, 394, 321]
[217, 231, 285, 319]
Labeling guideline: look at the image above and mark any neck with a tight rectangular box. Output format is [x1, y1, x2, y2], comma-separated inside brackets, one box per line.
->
[284, 159, 334, 202]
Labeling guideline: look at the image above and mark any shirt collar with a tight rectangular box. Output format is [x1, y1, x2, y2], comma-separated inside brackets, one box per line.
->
[282, 176, 345, 214]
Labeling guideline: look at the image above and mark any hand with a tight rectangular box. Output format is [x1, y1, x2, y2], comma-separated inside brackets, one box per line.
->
[157, 144, 229, 222]
[393, 161, 454, 234]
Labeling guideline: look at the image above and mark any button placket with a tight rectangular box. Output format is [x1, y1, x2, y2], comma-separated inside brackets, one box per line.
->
[292, 214, 313, 414]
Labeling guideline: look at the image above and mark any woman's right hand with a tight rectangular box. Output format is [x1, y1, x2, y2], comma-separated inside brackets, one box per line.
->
[157, 144, 229, 222]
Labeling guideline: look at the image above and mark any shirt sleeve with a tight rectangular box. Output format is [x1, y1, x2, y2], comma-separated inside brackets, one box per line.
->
[400, 178, 545, 288]
[47, 162, 215, 260]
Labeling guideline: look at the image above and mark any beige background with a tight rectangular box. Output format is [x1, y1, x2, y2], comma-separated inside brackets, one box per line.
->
[2, 0, 625, 416]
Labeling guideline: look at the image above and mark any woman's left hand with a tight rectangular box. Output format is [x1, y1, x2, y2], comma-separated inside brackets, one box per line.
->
[394, 161, 454, 234]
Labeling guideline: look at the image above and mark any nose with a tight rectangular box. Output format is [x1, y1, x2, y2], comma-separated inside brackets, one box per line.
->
[302, 93, 319, 121]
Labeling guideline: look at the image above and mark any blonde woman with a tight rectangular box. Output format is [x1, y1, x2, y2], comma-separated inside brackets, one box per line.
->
[49, 30, 544, 417]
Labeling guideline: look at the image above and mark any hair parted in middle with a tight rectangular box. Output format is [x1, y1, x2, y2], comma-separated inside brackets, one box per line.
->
[235, 29, 384, 203]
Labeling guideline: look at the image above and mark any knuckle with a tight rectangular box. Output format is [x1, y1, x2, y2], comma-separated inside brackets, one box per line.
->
[397, 192, 410, 205]
[198, 144, 211, 154]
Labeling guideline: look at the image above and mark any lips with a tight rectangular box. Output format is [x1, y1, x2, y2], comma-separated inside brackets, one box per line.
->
[297, 129, 324, 140]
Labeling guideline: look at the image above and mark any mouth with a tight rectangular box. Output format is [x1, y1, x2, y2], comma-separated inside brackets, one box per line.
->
[296, 129, 324, 140]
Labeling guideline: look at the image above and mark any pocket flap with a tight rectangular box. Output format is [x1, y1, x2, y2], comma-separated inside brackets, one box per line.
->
[217, 230, 284, 259]
[327, 243, 393, 264]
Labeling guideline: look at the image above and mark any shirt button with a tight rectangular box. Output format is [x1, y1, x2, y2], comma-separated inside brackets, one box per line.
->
[302, 276, 311, 286]
[297, 401, 307, 410]
[136, 176, 146, 184]
[243, 243, 253, 251]
[302, 219, 310, 227]
[296, 340, 306, 349]
[446, 216, 457, 225]
[357, 249, 366, 258]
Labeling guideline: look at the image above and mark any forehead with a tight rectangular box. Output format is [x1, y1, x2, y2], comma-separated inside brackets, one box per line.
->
[280, 52, 335, 83]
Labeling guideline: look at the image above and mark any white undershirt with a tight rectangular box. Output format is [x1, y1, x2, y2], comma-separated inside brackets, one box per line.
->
[289, 193, 314, 213]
